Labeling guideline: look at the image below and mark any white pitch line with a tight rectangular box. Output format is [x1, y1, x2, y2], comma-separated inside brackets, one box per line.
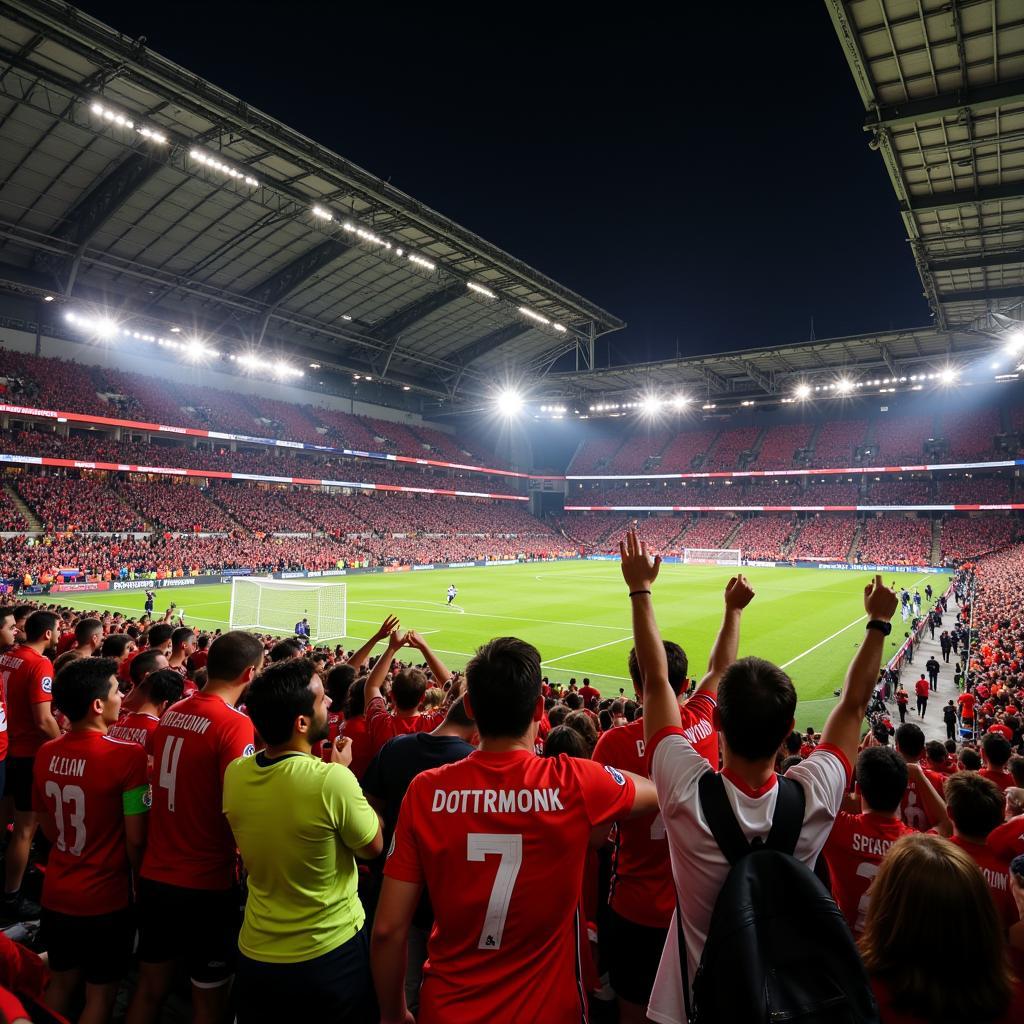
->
[778, 615, 867, 670]
[542, 634, 634, 666]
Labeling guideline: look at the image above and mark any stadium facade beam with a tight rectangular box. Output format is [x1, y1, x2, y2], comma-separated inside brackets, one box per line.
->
[928, 250, 1024, 273]
[864, 78, 1024, 132]
[900, 182, 1024, 214]
[878, 344, 897, 377]
[740, 360, 775, 394]
[446, 323, 532, 367]
[940, 285, 1024, 304]
[244, 238, 353, 309]
[36, 152, 163, 294]
[367, 282, 465, 340]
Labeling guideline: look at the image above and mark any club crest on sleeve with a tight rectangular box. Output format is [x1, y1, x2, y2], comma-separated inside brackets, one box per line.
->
[242, 744, 256, 757]
[41, 676, 52, 694]
[603, 765, 626, 786]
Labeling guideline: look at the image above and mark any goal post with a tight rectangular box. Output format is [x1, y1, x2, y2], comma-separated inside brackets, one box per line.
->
[683, 548, 742, 567]
[228, 577, 347, 642]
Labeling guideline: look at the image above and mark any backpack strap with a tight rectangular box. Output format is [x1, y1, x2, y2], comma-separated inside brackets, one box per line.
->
[697, 770, 751, 865]
[763, 775, 806, 855]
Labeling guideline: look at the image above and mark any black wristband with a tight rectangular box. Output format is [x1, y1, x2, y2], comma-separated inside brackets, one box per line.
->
[866, 619, 892, 636]
[629, 590, 652, 598]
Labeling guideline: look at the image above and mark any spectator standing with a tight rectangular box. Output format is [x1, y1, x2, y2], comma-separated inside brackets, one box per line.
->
[620, 531, 898, 1022]
[591, 576, 754, 1024]
[925, 656, 940, 692]
[126, 631, 264, 1024]
[981, 735, 1015, 792]
[0, 610, 59, 921]
[32, 657, 148, 1023]
[940, 630, 952, 663]
[914, 674, 929, 717]
[895, 685, 909, 723]
[371, 634, 658, 1023]
[223, 658, 382, 1023]
[943, 700, 958, 741]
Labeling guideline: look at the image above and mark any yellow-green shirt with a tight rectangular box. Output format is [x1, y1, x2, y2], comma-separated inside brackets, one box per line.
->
[223, 751, 378, 963]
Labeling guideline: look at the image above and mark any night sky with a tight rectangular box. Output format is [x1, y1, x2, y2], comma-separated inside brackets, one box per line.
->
[74, 1, 930, 364]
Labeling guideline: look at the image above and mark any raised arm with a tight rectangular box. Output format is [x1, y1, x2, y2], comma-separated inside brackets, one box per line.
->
[405, 630, 451, 687]
[694, 575, 756, 698]
[364, 628, 405, 704]
[347, 615, 400, 674]
[619, 530, 677, 744]
[820, 575, 899, 768]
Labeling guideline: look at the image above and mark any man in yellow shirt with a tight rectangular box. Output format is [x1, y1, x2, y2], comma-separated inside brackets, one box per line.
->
[223, 658, 382, 1022]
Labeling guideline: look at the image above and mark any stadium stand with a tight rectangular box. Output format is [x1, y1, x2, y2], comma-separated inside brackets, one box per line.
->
[14, 475, 146, 533]
[704, 425, 761, 470]
[939, 408, 1003, 461]
[866, 479, 933, 505]
[657, 426, 719, 472]
[755, 422, 814, 469]
[809, 418, 868, 468]
[117, 481, 235, 533]
[940, 516, 1020, 563]
[873, 413, 935, 463]
[856, 516, 932, 566]
[676, 515, 736, 549]
[730, 515, 796, 560]
[788, 515, 858, 560]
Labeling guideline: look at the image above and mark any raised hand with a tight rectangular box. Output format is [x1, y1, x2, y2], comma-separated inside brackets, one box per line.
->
[619, 529, 661, 592]
[864, 574, 899, 621]
[724, 574, 755, 611]
[405, 630, 427, 651]
[376, 615, 400, 640]
[330, 735, 353, 768]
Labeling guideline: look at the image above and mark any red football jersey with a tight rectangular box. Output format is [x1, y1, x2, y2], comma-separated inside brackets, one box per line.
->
[949, 836, 1017, 930]
[339, 713, 373, 780]
[593, 693, 717, 928]
[823, 811, 915, 935]
[141, 692, 254, 890]
[979, 767, 1014, 792]
[0, 646, 54, 758]
[384, 749, 636, 1023]
[108, 712, 160, 756]
[365, 696, 445, 753]
[899, 769, 945, 832]
[988, 815, 1024, 861]
[32, 730, 148, 915]
[957, 692, 976, 719]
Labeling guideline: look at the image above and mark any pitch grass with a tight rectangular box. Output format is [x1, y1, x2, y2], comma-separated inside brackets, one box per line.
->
[54, 562, 948, 724]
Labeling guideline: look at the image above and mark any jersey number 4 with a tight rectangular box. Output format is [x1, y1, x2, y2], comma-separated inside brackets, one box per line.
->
[158, 736, 185, 811]
[467, 833, 522, 951]
[44, 781, 86, 856]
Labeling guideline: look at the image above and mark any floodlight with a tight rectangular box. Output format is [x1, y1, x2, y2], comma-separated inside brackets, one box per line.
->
[1006, 331, 1024, 356]
[836, 378, 854, 394]
[671, 394, 691, 409]
[94, 318, 118, 340]
[795, 383, 811, 400]
[183, 338, 210, 362]
[496, 389, 524, 416]
[640, 395, 663, 416]
[468, 282, 496, 299]
[939, 367, 957, 384]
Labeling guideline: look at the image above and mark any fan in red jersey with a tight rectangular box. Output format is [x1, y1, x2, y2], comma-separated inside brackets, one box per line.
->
[0, 610, 60, 924]
[372, 635, 658, 1024]
[893, 723, 949, 832]
[125, 631, 264, 1024]
[107, 669, 185, 769]
[988, 788, 1024, 861]
[33, 657, 149, 1022]
[823, 746, 917, 936]
[591, 573, 754, 1023]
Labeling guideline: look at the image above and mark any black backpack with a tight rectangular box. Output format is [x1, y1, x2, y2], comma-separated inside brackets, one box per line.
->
[681, 772, 880, 1024]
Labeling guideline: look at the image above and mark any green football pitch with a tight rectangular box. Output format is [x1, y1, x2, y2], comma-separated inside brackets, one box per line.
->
[53, 561, 949, 725]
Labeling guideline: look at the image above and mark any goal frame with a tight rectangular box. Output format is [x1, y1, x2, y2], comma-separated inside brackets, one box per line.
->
[683, 547, 742, 567]
[228, 577, 347, 643]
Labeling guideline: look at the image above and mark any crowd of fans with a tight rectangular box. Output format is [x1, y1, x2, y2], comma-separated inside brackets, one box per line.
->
[811, 418, 868, 467]
[789, 514, 858, 560]
[14, 476, 146, 534]
[936, 475, 1013, 504]
[703, 425, 760, 470]
[730, 514, 796, 560]
[755, 422, 813, 469]
[0, 530, 1021, 1024]
[855, 515, 932, 566]
[117, 481, 235, 533]
[940, 408, 1002, 461]
[941, 516, 1021, 564]
[874, 414, 937, 463]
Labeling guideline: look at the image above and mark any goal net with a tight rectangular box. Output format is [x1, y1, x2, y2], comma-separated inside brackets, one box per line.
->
[683, 548, 742, 567]
[229, 578, 347, 642]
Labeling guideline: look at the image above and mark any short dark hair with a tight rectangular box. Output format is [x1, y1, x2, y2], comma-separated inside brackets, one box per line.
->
[946, 772, 1004, 839]
[466, 637, 541, 739]
[856, 746, 909, 813]
[543, 724, 590, 758]
[269, 638, 303, 663]
[344, 677, 366, 718]
[196, 634, 210, 650]
[171, 626, 194, 650]
[12, 604, 34, 623]
[146, 623, 175, 649]
[717, 657, 796, 760]
[130, 648, 167, 686]
[960, 748, 983, 771]
[207, 631, 265, 681]
[547, 704, 569, 728]
[924, 740, 947, 767]
[74, 617, 102, 644]
[100, 633, 133, 658]
[245, 658, 317, 746]
[0, 607, 13, 625]
[324, 663, 355, 705]
[780, 754, 804, 772]
[444, 696, 474, 728]
[628, 640, 688, 696]
[25, 610, 57, 643]
[53, 657, 118, 722]
[982, 733, 1011, 768]
[1009, 755, 1024, 788]
[895, 722, 926, 760]
[392, 667, 428, 711]
[784, 731, 802, 755]
[139, 668, 185, 707]
[564, 692, 582, 711]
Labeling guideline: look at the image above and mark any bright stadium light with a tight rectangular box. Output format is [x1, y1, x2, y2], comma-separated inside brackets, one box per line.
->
[795, 383, 811, 400]
[408, 254, 435, 270]
[468, 282, 496, 299]
[311, 206, 333, 221]
[1006, 331, 1024, 355]
[640, 394, 663, 416]
[939, 367, 958, 384]
[518, 306, 551, 326]
[836, 378, 854, 394]
[671, 394, 691, 409]
[496, 389, 524, 416]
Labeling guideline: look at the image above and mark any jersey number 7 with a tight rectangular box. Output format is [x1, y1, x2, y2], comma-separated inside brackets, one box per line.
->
[467, 833, 522, 951]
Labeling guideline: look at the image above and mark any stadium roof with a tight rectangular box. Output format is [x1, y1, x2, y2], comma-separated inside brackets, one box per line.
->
[0, 0, 623, 404]
[827, 0, 1024, 332]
